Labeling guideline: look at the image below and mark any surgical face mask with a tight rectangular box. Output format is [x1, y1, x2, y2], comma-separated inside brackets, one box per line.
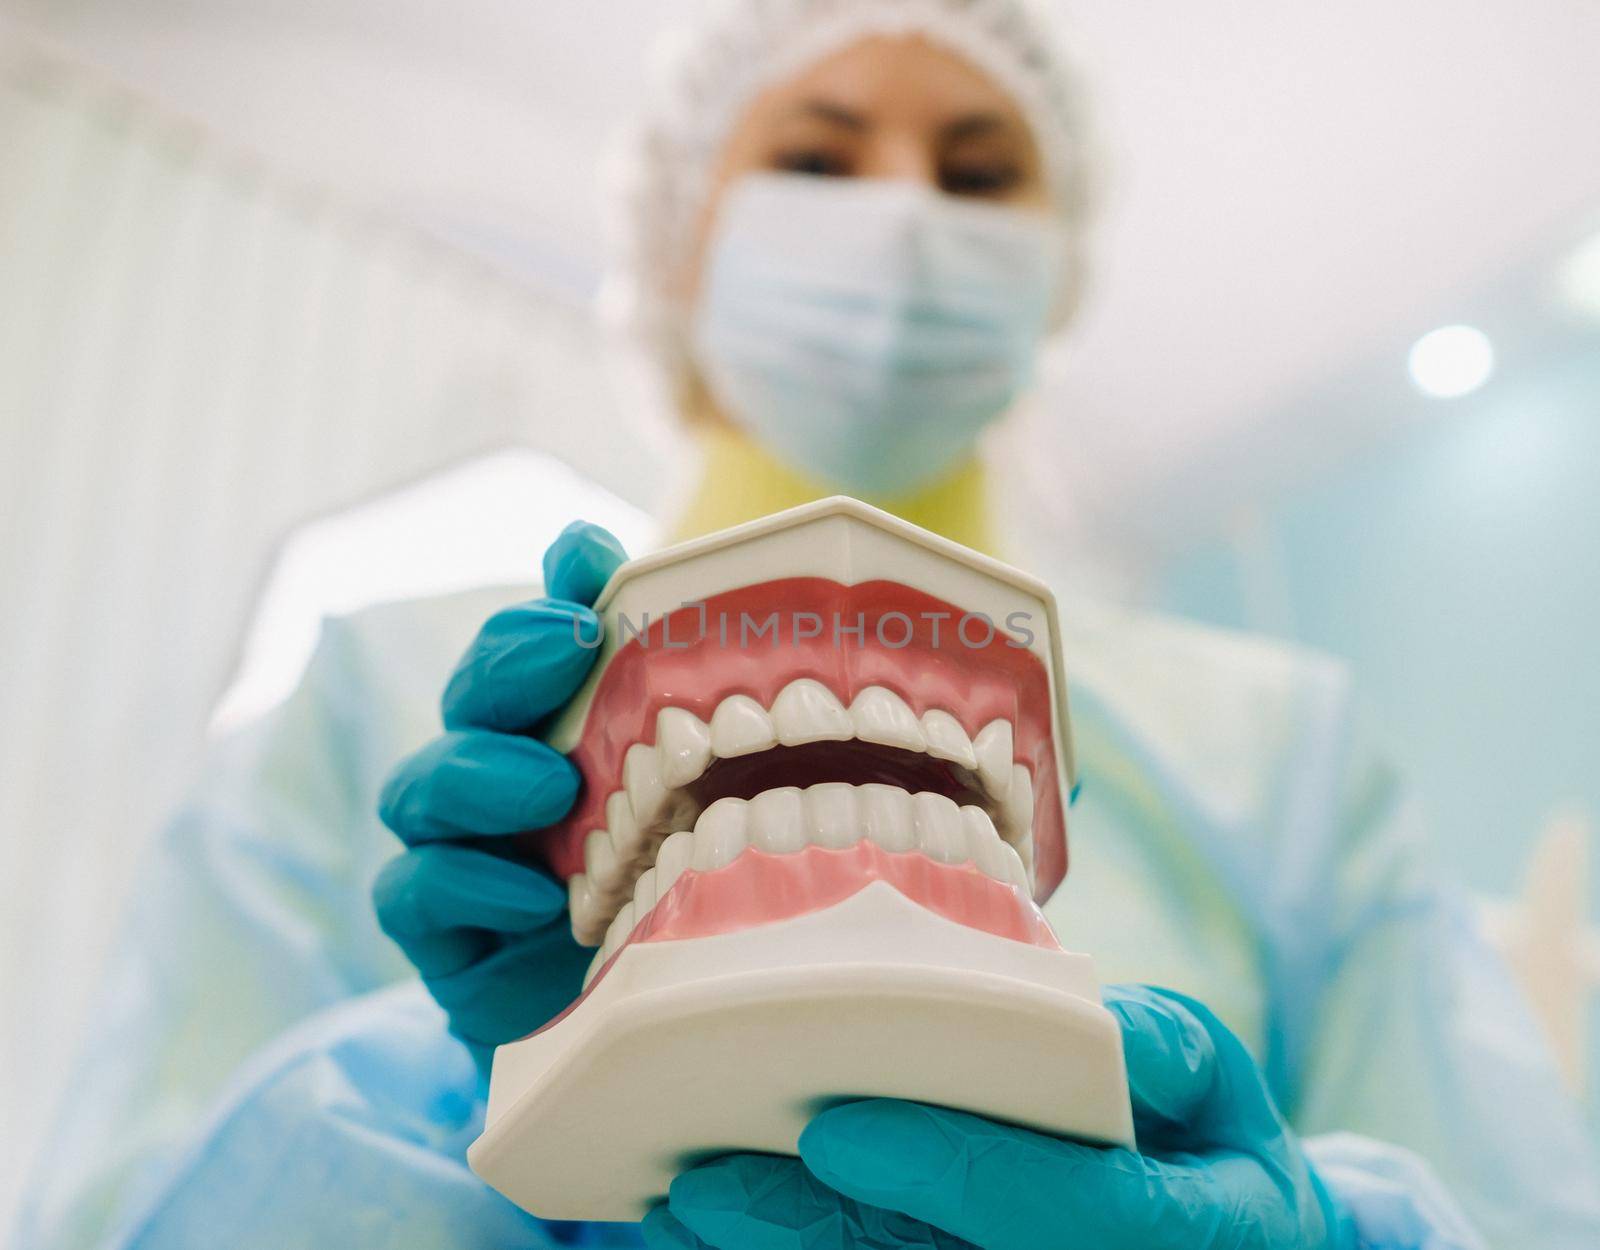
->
[690, 173, 1063, 499]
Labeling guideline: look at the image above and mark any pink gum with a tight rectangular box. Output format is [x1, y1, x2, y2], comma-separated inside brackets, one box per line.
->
[556, 841, 1062, 1029]
[638, 842, 1060, 949]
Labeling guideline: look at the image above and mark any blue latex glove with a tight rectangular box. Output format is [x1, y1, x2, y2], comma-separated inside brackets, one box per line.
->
[374, 521, 627, 1067]
[644, 984, 1358, 1250]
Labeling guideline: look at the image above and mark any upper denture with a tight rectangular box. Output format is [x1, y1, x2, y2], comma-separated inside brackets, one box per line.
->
[525, 501, 1075, 966]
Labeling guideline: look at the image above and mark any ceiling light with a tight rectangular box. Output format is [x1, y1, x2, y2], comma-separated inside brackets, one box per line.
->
[1407, 325, 1494, 399]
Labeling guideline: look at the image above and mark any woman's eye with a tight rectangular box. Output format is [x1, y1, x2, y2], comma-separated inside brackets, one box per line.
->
[773, 148, 853, 177]
[940, 163, 1022, 197]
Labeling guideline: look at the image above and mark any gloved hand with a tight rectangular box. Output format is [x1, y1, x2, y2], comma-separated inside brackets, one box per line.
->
[643, 984, 1358, 1250]
[374, 520, 627, 1069]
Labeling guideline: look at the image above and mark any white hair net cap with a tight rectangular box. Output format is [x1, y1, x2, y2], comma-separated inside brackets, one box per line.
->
[600, 0, 1097, 409]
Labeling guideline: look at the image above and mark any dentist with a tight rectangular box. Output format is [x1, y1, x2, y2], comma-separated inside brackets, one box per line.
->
[18, 3, 1598, 1249]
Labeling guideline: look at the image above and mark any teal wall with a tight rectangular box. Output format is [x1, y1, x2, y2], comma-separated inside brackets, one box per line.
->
[1160, 352, 1599, 895]
[1159, 349, 1600, 1118]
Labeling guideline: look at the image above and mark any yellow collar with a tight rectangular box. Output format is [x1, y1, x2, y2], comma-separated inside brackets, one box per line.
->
[668, 427, 997, 555]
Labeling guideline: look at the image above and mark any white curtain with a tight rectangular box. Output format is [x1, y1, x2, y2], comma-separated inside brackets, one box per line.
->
[0, 32, 661, 1222]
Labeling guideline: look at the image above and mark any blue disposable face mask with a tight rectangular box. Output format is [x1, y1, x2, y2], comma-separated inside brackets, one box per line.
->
[690, 173, 1063, 498]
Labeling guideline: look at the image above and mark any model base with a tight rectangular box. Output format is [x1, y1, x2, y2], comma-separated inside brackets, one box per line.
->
[469, 883, 1134, 1221]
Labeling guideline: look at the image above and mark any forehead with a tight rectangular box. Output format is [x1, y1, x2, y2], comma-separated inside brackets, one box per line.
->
[752, 33, 1029, 127]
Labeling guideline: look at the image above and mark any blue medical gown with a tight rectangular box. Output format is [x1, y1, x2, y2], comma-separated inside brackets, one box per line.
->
[15, 589, 1600, 1248]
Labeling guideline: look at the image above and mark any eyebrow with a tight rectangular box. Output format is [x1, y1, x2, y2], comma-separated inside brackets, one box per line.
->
[940, 113, 1016, 142]
[786, 102, 1020, 144]
[793, 100, 870, 132]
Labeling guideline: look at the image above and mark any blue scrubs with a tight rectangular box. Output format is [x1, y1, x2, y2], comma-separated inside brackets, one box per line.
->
[15, 589, 1599, 1248]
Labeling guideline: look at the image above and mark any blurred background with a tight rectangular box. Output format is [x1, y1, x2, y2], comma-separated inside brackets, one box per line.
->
[1, 0, 1597, 1231]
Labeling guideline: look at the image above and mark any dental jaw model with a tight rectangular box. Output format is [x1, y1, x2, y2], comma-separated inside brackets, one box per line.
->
[468, 498, 1133, 1219]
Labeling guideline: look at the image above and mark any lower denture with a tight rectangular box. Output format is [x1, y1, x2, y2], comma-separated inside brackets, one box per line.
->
[581, 840, 1060, 995]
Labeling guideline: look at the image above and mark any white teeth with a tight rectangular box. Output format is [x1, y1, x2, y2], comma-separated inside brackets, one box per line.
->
[581, 831, 693, 983]
[1004, 762, 1035, 890]
[974, 720, 1014, 801]
[912, 792, 966, 864]
[600, 899, 637, 963]
[568, 872, 593, 915]
[656, 706, 712, 789]
[771, 678, 854, 746]
[961, 804, 1001, 867]
[999, 840, 1029, 891]
[920, 709, 977, 769]
[963, 806, 1027, 889]
[583, 828, 616, 885]
[631, 866, 658, 917]
[606, 791, 646, 869]
[568, 873, 603, 945]
[859, 783, 916, 852]
[624, 743, 667, 825]
[850, 686, 927, 753]
[573, 686, 1039, 965]
[710, 694, 778, 758]
[582, 829, 622, 927]
[691, 798, 749, 869]
[748, 787, 806, 852]
[653, 829, 695, 900]
[1007, 763, 1033, 833]
[804, 782, 861, 849]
